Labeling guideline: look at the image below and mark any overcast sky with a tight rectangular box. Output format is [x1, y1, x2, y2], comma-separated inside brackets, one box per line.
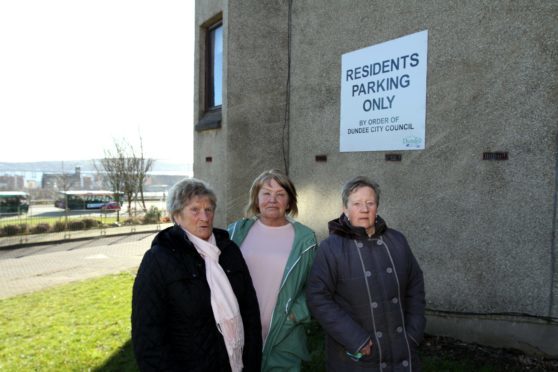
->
[0, 1, 195, 164]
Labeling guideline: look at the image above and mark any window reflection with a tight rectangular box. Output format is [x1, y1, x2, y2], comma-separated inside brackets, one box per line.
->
[209, 24, 222, 108]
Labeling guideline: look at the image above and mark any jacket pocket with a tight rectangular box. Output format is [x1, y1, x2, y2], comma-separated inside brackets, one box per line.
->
[272, 323, 310, 362]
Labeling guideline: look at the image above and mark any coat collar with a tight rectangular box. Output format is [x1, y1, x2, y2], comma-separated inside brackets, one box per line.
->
[328, 213, 387, 239]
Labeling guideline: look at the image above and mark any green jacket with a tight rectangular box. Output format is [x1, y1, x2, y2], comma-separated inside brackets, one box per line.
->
[228, 218, 317, 371]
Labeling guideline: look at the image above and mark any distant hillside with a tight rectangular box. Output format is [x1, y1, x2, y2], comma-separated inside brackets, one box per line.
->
[0, 160, 192, 174]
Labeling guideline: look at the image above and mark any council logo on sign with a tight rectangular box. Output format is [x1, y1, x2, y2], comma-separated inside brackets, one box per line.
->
[403, 136, 423, 148]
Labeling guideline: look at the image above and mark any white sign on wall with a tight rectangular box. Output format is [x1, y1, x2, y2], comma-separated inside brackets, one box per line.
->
[340, 30, 428, 152]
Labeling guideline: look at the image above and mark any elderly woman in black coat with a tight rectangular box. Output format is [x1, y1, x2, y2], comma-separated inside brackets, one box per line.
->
[132, 178, 262, 371]
[306, 176, 426, 371]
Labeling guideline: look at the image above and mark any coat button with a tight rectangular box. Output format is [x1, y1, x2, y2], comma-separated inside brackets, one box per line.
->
[356, 242, 363, 248]
[371, 302, 378, 308]
[402, 360, 409, 367]
[365, 271, 372, 277]
[381, 362, 387, 369]
[396, 326, 403, 333]
[392, 297, 399, 304]
[386, 267, 393, 274]
[376, 331, 383, 338]
[376, 240, 382, 245]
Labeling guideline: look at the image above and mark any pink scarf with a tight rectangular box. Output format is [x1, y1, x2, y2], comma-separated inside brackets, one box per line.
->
[185, 230, 244, 372]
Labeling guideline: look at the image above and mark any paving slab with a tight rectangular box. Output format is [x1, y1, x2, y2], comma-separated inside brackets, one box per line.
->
[0, 232, 157, 299]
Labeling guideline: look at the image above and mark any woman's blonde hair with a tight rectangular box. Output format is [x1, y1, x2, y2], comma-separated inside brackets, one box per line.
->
[245, 169, 298, 217]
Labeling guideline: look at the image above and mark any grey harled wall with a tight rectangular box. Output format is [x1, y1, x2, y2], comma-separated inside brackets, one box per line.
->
[194, 0, 229, 227]
[194, 0, 290, 227]
[225, 1, 290, 222]
[195, 0, 558, 355]
[287, 0, 558, 320]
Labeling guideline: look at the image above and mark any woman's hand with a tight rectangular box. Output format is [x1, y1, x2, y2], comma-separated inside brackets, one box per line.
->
[360, 340, 374, 356]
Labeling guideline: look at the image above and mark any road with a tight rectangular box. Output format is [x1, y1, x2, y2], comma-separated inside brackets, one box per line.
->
[29, 200, 167, 217]
[0, 200, 167, 222]
[0, 233, 155, 299]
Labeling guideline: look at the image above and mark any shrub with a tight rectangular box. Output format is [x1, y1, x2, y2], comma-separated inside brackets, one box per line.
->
[123, 217, 142, 226]
[52, 221, 67, 232]
[82, 218, 100, 229]
[68, 220, 86, 231]
[30, 223, 50, 234]
[143, 206, 162, 224]
[2, 224, 20, 236]
[18, 224, 29, 234]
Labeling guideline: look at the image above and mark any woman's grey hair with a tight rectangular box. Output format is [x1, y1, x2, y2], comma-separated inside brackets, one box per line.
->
[245, 169, 298, 217]
[166, 178, 217, 222]
[341, 176, 381, 208]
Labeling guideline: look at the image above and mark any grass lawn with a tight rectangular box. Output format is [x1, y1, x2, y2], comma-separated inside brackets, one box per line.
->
[0, 272, 136, 371]
[0, 271, 522, 371]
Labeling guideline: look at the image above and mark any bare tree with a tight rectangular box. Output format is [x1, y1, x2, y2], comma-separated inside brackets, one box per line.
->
[95, 143, 126, 222]
[121, 147, 138, 215]
[136, 136, 154, 211]
[95, 136, 155, 220]
[55, 161, 79, 192]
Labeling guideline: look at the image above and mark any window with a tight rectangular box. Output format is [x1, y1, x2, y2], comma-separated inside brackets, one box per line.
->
[196, 20, 223, 131]
[208, 23, 222, 108]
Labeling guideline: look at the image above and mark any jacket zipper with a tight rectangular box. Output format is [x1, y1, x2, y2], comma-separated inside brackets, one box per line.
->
[264, 242, 316, 351]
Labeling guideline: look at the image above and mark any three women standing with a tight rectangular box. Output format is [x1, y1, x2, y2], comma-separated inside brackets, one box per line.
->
[132, 173, 424, 371]
[228, 169, 317, 371]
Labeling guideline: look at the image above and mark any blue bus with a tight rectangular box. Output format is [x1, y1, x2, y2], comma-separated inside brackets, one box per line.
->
[54, 191, 123, 210]
[0, 191, 30, 215]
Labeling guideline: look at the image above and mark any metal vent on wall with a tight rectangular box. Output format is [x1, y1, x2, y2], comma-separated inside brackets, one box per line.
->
[483, 152, 508, 161]
[385, 154, 402, 161]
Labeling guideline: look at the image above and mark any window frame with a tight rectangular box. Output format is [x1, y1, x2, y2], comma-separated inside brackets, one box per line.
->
[206, 21, 222, 110]
[196, 18, 223, 131]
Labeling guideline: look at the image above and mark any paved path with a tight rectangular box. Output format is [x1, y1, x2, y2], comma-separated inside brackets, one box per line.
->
[0, 233, 155, 299]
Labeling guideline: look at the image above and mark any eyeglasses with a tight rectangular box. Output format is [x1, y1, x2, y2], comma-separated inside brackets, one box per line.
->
[349, 201, 376, 211]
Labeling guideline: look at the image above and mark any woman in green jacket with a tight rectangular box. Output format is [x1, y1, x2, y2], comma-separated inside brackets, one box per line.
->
[228, 169, 317, 371]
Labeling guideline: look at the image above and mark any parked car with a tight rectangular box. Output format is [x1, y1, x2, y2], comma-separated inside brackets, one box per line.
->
[100, 201, 121, 212]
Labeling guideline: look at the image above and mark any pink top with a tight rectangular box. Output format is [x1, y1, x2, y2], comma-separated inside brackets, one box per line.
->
[240, 219, 295, 344]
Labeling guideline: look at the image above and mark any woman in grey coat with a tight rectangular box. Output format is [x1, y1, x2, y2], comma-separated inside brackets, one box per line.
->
[306, 176, 426, 371]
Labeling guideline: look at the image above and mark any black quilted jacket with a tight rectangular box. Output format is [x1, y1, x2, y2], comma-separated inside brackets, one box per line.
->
[131, 225, 262, 371]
